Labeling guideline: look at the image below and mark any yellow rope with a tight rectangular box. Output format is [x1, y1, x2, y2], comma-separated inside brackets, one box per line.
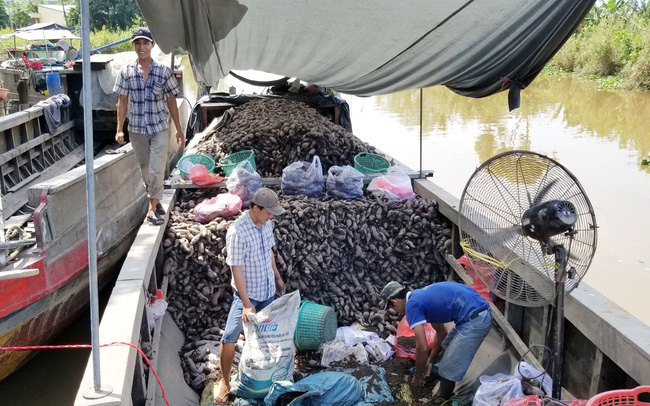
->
[461, 239, 557, 272]
[460, 239, 508, 268]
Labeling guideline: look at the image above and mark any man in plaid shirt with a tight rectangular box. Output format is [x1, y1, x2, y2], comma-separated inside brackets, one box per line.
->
[216, 188, 286, 404]
[114, 27, 184, 225]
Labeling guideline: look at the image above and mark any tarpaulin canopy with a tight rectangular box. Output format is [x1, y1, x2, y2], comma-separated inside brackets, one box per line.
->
[0, 30, 80, 41]
[138, 0, 595, 109]
[16, 23, 74, 32]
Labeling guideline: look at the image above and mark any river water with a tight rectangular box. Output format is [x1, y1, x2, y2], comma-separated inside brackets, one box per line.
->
[199, 67, 650, 326]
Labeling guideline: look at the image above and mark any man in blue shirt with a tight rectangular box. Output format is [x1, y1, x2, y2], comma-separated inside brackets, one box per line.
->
[381, 281, 492, 400]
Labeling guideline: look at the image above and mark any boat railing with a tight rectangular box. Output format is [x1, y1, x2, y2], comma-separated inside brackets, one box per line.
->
[74, 189, 175, 406]
[0, 103, 82, 220]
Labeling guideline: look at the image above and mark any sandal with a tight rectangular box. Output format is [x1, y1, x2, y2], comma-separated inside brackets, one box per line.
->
[156, 203, 166, 216]
[214, 380, 230, 405]
[146, 212, 164, 226]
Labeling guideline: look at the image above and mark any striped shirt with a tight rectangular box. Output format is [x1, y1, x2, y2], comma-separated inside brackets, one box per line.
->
[113, 59, 180, 135]
[226, 212, 276, 301]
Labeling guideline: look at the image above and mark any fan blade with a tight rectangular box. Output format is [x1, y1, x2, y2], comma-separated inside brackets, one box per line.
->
[490, 225, 524, 244]
[531, 178, 559, 206]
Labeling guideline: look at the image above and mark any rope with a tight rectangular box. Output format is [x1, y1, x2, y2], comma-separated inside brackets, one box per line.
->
[0, 342, 169, 406]
[460, 239, 516, 269]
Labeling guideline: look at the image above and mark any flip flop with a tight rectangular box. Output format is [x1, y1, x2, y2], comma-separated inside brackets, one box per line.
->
[214, 381, 230, 405]
[156, 203, 166, 216]
[146, 212, 164, 226]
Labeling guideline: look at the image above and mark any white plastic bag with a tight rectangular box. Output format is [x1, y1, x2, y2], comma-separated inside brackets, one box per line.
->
[367, 166, 416, 200]
[474, 374, 524, 406]
[226, 160, 263, 207]
[321, 339, 355, 367]
[513, 362, 552, 396]
[231, 290, 301, 399]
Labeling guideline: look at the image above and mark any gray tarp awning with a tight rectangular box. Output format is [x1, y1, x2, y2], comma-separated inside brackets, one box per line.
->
[138, 0, 595, 109]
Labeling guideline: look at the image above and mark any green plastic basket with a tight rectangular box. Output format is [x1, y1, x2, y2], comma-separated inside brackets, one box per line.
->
[177, 154, 216, 179]
[354, 152, 390, 174]
[219, 150, 257, 176]
[294, 301, 337, 351]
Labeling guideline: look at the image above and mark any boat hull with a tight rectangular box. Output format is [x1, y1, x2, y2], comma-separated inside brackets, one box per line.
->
[0, 226, 138, 380]
[0, 146, 148, 381]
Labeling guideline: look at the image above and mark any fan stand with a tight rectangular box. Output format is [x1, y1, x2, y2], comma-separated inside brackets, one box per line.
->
[550, 244, 568, 399]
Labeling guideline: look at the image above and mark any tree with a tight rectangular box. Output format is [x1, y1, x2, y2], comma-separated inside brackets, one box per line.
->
[8, 1, 36, 28]
[0, 1, 10, 29]
[67, 0, 143, 31]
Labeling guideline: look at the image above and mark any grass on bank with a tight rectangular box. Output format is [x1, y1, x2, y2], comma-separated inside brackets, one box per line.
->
[548, 12, 650, 91]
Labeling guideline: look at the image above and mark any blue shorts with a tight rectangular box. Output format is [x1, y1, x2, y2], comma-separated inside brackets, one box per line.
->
[438, 309, 492, 381]
[221, 293, 274, 344]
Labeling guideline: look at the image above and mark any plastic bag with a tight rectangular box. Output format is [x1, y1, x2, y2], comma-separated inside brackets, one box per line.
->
[513, 362, 552, 396]
[321, 339, 355, 367]
[226, 160, 263, 207]
[231, 290, 301, 399]
[194, 193, 243, 223]
[395, 315, 438, 360]
[189, 164, 225, 186]
[281, 156, 324, 197]
[367, 166, 416, 200]
[473, 374, 524, 406]
[457, 255, 496, 302]
[326, 165, 364, 199]
[264, 371, 364, 406]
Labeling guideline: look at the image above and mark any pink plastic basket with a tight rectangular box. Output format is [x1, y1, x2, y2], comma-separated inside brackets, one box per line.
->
[586, 386, 650, 406]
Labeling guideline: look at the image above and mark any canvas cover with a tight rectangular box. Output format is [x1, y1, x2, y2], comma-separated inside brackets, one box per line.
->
[138, 0, 595, 109]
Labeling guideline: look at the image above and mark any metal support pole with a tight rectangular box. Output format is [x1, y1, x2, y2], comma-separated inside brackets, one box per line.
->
[552, 245, 567, 399]
[80, 0, 112, 399]
[419, 88, 423, 179]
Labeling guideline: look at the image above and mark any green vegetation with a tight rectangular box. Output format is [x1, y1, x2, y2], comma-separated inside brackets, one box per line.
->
[66, 0, 143, 32]
[548, 0, 650, 91]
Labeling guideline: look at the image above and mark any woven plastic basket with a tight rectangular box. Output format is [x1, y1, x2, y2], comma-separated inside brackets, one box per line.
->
[586, 386, 650, 406]
[177, 154, 216, 179]
[219, 150, 256, 176]
[294, 301, 337, 351]
[354, 152, 390, 174]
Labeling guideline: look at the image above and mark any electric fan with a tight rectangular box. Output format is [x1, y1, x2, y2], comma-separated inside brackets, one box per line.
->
[458, 150, 597, 398]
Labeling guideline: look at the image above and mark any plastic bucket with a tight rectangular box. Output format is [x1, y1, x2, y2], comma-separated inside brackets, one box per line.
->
[45, 72, 62, 96]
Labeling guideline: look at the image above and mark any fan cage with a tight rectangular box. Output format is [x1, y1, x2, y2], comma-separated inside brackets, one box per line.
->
[458, 151, 597, 307]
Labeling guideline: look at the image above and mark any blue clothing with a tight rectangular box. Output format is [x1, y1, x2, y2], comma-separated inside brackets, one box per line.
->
[221, 293, 274, 344]
[438, 308, 491, 381]
[405, 282, 489, 329]
[113, 59, 180, 135]
[226, 212, 276, 301]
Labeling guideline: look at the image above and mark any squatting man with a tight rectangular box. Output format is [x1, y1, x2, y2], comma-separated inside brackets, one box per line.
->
[381, 280, 492, 401]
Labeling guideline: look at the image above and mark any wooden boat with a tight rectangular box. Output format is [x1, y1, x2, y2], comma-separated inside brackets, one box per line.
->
[0, 63, 189, 380]
[72, 96, 649, 405]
